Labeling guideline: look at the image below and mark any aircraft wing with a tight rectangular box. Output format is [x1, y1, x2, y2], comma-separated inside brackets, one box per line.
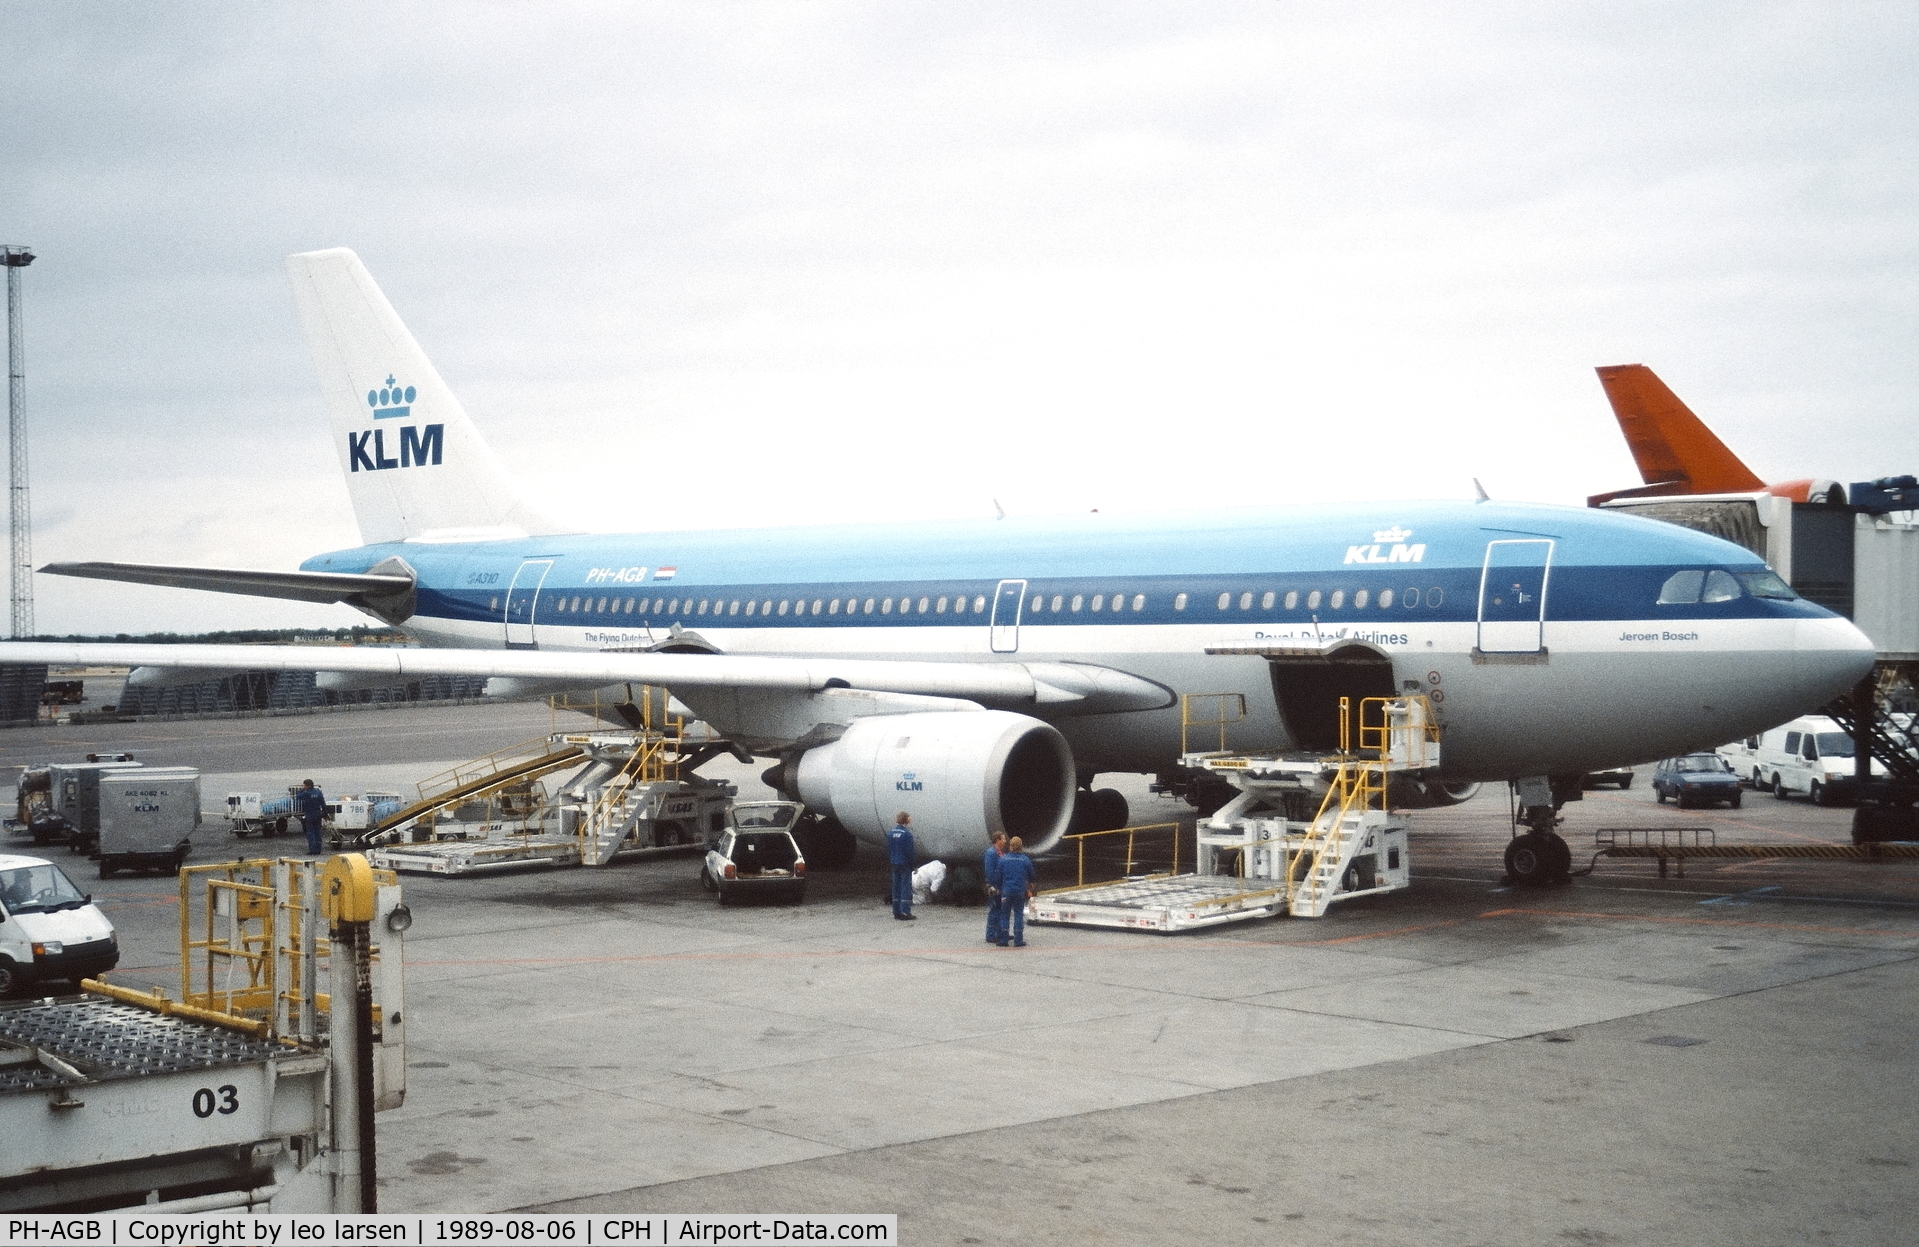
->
[0, 641, 1170, 713]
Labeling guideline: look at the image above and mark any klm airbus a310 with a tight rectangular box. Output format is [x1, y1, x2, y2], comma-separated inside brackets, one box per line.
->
[9, 250, 1875, 883]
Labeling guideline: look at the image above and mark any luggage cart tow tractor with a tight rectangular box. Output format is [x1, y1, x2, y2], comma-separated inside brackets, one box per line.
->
[1032, 695, 1438, 932]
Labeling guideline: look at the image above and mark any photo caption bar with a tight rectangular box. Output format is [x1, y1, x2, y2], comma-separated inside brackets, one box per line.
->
[0, 1214, 898, 1247]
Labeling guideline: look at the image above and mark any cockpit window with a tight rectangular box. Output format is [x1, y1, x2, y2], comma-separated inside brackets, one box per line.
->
[1659, 568, 1754, 605]
[1813, 732, 1855, 758]
[1657, 570, 1704, 604]
[1701, 570, 1743, 603]
[1739, 570, 1797, 600]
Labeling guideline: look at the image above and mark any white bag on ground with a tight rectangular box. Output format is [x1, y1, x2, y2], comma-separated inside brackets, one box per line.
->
[911, 859, 947, 904]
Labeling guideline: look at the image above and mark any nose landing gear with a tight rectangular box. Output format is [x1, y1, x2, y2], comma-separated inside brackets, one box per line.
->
[1505, 776, 1574, 886]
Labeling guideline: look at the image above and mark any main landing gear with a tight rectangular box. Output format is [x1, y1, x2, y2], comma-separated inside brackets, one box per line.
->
[1504, 775, 1574, 887]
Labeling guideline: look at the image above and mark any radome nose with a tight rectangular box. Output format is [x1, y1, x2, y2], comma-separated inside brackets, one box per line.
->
[1794, 615, 1878, 701]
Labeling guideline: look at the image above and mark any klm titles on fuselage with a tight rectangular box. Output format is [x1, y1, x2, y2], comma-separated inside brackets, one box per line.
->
[349, 375, 442, 472]
[1344, 525, 1425, 565]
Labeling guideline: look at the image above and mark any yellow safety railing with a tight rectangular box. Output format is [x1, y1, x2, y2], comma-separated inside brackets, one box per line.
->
[1044, 822, 1182, 892]
[1181, 692, 1246, 756]
[1288, 694, 1433, 908]
[413, 735, 569, 806]
[168, 856, 394, 1039]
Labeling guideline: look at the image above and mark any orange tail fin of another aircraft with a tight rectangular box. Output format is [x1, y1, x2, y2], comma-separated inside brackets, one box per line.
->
[1594, 364, 1766, 498]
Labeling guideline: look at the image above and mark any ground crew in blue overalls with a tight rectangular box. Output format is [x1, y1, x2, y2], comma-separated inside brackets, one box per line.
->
[996, 835, 1034, 947]
[294, 779, 328, 856]
[887, 811, 916, 920]
[982, 831, 1007, 943]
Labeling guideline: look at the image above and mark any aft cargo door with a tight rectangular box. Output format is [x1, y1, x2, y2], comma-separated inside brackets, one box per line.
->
[504, 559, 554, 648]
[989, 579, 1027, 653]
[1477, 539, 1553, 654]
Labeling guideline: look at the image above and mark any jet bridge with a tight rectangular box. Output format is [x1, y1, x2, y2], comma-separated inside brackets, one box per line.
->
[0, 854, 404, 1213]
[1031, 696, 1436, 930]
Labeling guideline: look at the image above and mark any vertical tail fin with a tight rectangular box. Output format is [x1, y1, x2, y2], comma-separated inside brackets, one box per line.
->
[1594, 364, 1766, 495]
[285, 248, 563, 544]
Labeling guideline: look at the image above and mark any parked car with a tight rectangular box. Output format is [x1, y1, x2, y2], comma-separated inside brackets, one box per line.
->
[0, 854, 119, 995]
[1652, 754, 1743, 808]
[1583, 765, 1634, 789]
[700, 802, 807, 905]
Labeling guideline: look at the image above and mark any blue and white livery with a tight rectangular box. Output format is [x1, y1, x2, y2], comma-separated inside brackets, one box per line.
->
[16, 250, 1875, 866]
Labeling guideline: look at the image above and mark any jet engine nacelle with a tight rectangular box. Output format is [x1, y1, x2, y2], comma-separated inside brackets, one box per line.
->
[794, 710, 1075, 860]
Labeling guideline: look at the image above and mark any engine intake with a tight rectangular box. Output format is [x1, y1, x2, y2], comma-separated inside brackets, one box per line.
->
[794, 710, 1075, 859]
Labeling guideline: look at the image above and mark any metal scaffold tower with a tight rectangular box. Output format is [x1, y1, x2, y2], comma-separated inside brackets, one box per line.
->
[4, 245, 34, 640]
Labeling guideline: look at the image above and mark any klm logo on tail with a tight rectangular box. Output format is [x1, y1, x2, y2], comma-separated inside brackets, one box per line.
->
[350, 374, 443, 472]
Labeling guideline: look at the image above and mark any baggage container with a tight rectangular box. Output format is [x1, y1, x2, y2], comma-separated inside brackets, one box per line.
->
[96, 766, 200, 877]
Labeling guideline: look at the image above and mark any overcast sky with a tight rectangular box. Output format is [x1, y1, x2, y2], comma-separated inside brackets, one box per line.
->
[3, 1, 1914, 634]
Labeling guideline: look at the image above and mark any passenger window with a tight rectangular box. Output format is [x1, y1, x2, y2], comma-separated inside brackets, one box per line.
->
[1427, 587, 1444, 607]
[1261, 591, 1275, 610]
[917, 597, 929, 613]
[698, 600, 710, 615]
[744, 600, 757, 616]
[1070, 595, 1083, 612]
[728, 600, 741, 615]
[1090, 595, 1104, 612]
[1284, 590, 1298, 610]
[881, 598, 893, 614]
[489, 597, 499, 612]
[1403, 588, 1419, 608]
[936, 596, 948, 613]
[863, 598, 875, 614]
[777, 600, 789, 616]
[1238, 591, 1252, 610]
[570, 596, 582, 612]
[1174, 593, 1188, 611]
[1051, 594, 1064, 611]
[667, 600, 680, 615]
[1378, 589, 1394, 608]
[1658, 570, 1705, 605]
[828, 599, 840, 615]
[1307, 590, 1321, 610]
[974, 595, 988, 612]
[597, 597, 608, 613]
[1354, 589, 1369, 609]
[1131, 594, 1145, 611]
[1701, 570, 1742, 603]
[1330, 590, 1345, 609]
[1217, 592, 1230, 610]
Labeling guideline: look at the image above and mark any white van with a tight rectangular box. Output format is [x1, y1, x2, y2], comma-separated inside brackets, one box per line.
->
[1751, 716, 1882, 804]
[0, 854, 119, 995]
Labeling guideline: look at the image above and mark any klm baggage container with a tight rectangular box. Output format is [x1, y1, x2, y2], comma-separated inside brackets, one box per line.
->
[95, 767, 200, 877]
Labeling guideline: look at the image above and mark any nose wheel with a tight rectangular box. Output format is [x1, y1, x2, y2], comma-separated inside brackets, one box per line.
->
[1505, 829, 1572, 886]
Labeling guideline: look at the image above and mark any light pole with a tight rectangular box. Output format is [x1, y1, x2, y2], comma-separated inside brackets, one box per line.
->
[4, 245, 34, 639]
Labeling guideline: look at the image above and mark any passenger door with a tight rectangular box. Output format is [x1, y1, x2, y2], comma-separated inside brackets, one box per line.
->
[989, 579, 1027, 653]
[503, 559, 554, 648]
[1476, 539, 1553, 654]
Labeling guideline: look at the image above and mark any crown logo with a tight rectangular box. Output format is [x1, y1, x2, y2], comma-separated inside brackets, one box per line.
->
[1373, 525, 1413, 543]
[366, 375, 416, 419]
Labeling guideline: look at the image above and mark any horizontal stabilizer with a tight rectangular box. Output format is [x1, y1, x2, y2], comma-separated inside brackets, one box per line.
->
[40, 559, 419, 625]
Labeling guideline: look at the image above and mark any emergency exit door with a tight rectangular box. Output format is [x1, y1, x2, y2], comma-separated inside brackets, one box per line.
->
[989, 579, 1027, 653]
[503, 559, 554, 648]
[1477, 540, 1553, 653]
